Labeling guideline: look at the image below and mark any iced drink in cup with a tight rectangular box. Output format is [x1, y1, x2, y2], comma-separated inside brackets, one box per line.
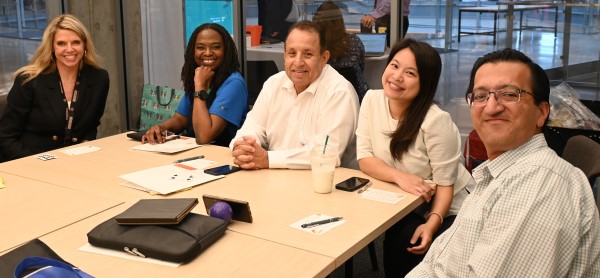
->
[310, 144, 337, 194]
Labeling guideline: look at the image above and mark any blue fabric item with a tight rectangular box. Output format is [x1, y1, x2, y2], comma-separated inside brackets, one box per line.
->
[14, 257, 93, 278]
[175, 72, 248, 146]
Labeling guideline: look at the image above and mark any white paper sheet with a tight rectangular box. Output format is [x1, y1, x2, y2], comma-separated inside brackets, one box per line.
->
[359, 188, 405, 204]
[79, 243, 180, 267]
[131, 137, 201, 153]
[290, 214, 345, 235]
[119, 163, 223, 195]
[60, 145, 102, 155]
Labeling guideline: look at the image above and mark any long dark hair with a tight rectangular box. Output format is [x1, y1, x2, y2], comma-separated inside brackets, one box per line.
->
[181, 23, 240, 103]
[388, 38, 442, 160]
[312, 0, 349, 61]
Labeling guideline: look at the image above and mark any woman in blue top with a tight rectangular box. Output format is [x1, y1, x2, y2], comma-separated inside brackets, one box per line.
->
[313, 0, 369, 102]
[142, 23, 248, 147]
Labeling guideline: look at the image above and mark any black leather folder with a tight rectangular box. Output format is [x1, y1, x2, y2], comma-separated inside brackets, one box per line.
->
[115, 198, 199, 225]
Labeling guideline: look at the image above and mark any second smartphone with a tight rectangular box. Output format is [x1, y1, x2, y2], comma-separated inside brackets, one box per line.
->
[204, 165, 241, 176]
[335, 177, 370, 192]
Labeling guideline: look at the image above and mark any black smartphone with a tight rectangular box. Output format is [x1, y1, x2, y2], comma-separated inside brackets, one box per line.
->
[335, 177, 371, 192]
[202, 194, 253, 223]
[204, 165, 241, 176]
[126, 131, 145, 141]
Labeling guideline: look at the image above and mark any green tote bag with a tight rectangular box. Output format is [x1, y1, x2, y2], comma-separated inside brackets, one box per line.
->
[139, 85, 185, 131]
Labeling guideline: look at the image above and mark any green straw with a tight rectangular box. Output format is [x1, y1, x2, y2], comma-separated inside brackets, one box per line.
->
[322, 135, 329, 154]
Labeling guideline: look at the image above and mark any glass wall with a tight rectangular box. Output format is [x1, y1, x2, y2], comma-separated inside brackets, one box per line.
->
[0, 0, 50, 39]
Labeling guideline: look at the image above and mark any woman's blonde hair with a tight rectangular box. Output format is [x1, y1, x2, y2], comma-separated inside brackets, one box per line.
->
[15, 14, 102, 84]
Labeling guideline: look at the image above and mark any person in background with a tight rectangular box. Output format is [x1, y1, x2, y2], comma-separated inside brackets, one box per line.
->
[0, 14, 109, 162]
[408, 48, 600, 277]
[230, 20, 359, 170]
[142, 23, 248, 147]
[313, 0, 369, 102]
[257, 0, 298, 43]
[360, 0, 411, 46]
[356, 38, 473, 277]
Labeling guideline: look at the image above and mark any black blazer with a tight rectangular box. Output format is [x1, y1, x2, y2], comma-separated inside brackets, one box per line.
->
[0, 64, 109, 162]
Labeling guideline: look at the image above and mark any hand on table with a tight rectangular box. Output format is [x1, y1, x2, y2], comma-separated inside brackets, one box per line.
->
[232, 136, 269, 169]
[142, 125, 167, 144]
[394, 172, 436, 202]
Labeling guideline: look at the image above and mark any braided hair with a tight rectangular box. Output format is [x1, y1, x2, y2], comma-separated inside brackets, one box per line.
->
[181, 23, 240, 103]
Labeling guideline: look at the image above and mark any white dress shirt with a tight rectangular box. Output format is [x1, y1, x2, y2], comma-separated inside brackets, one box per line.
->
[230, 65, 359, 169]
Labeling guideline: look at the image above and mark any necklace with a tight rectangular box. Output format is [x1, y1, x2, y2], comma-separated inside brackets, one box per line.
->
[57, 69, 82, 144]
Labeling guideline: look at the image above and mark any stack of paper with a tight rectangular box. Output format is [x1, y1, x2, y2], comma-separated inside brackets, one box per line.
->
[131, 137, 201, 153]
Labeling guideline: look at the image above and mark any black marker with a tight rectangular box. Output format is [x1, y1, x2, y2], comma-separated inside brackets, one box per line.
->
[173, 155, 205, 164]
[301, 217, 343, 228]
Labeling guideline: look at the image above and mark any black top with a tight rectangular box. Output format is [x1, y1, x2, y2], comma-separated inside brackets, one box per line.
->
[0, 64, 110, 162]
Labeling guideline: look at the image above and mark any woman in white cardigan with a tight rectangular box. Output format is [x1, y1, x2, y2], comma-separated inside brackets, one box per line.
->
[356, 38, 474, 277]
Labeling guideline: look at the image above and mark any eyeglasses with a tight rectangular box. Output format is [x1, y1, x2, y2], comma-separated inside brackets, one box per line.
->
[466, 86, 537, 106]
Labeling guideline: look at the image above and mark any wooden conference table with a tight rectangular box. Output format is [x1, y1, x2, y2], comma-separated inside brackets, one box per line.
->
[0, 133, 421, 277]
[0, 173, 122, 253]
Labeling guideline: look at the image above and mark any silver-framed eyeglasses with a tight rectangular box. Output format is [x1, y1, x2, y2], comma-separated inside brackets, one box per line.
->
[466, 86, 537, 106]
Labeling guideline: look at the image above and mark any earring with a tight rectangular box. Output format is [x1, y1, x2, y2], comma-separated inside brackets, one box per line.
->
[84, 50, 87, 55]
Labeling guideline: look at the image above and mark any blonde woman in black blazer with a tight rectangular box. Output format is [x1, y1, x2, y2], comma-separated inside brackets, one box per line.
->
[0, 14, 109, 162]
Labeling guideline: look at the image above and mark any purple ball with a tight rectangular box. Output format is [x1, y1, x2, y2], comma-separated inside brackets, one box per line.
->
[209, 201, 233, 222]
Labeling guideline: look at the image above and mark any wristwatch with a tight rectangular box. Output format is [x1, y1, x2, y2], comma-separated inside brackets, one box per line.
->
[193, 90, 209, 100]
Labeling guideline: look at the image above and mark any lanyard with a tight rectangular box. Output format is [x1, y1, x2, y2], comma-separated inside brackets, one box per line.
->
[58, 71, 81, 144]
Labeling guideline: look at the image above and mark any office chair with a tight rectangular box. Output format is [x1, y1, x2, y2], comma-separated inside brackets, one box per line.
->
[562, 135, 600, 185]
[561, 135, 600, 209]
[245, 60, 279, 108]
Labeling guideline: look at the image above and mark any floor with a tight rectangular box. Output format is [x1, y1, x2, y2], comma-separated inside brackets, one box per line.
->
[1, 24, 599, 278]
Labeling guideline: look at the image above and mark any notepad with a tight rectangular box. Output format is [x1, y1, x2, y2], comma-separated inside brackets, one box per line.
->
[115, 198, 199, 225]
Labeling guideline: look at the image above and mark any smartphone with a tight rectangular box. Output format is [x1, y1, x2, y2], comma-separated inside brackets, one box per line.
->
[204, 165, 241, 176]
[202, 194, 253, 223]
[126, 131, 145, 141]
[335, 177, 371, 192]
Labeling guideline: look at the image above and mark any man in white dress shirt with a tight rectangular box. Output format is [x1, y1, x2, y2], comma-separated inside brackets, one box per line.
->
[230, 20, 359, 170]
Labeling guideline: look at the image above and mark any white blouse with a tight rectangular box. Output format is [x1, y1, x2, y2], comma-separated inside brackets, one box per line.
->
[356, 89, 473, 215]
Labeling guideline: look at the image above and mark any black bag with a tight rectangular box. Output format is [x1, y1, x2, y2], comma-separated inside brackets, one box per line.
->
[87, 213, 227, 263]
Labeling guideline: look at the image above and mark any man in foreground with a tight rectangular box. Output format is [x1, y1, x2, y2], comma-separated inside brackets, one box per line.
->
[408, 48, 600, 277]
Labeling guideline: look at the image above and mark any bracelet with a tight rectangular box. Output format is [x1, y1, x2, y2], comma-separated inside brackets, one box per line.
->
[426, 212, 443, 225]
